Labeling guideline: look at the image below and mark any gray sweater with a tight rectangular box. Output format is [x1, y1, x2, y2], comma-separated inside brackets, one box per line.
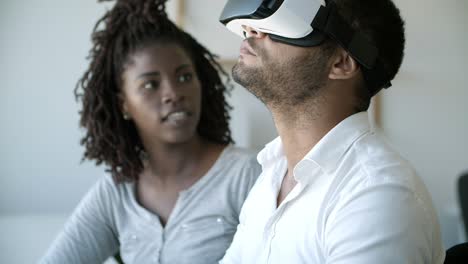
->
[40, 146, 261, 264]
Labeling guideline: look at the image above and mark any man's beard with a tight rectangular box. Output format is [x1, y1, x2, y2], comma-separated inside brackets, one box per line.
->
[232, 40, 330, 110]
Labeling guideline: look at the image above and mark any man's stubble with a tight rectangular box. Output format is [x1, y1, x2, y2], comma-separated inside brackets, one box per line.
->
[232, 39, 332, 113]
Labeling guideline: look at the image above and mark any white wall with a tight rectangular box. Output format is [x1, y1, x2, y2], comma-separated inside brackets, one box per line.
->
[0, 0, 467, 262]
[0, 0, 112, 215]
[381, 0, 468, 247]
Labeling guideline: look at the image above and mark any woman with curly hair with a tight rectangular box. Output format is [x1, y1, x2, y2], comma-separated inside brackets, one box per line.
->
[40, 0, 260, 263]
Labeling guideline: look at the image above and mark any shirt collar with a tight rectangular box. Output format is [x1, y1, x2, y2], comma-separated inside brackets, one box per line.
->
[258, 111, 371, 182]
[257, 136, 284, 168]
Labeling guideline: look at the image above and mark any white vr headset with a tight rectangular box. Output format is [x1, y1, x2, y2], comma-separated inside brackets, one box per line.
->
[220, 0, 391, 95]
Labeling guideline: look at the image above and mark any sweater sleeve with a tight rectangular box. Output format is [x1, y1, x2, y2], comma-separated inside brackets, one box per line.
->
[221, 150, 262, 264]
[39, 176, 119, 264]
[234, 152, 262, 217]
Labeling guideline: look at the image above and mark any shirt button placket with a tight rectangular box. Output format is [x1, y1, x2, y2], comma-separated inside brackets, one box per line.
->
[266, 209, 283, 263]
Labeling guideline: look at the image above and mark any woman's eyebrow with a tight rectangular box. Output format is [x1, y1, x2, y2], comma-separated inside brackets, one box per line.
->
[175, 64, 192, 73]
[136, 71, 160, 80]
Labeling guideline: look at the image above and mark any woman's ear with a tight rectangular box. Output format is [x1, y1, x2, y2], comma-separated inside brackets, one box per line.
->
[328, 48, 360, 81]
[118, 93, 131, 120]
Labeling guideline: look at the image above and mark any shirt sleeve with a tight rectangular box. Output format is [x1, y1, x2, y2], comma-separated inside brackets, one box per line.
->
[39, 176, 119, 264]
[324, 182, 442, 264]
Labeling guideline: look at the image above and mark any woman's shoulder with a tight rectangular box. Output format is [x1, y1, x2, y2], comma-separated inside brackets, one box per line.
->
[89, 174, 135, 203]
[223, 145, 258, 160]
[94, 173, 126, 190]
[218, 145, 261, 177]
[217, 146, 262, 208]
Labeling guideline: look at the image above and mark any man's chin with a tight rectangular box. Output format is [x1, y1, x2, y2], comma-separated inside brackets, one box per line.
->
[232, 62, 270, 102]
[232, 61, 247, 85]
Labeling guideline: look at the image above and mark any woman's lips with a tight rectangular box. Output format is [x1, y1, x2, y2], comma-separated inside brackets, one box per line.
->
[162, 110, 192, 122]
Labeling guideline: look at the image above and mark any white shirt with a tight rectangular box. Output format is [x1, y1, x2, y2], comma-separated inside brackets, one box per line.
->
[221, 112, 445, 264]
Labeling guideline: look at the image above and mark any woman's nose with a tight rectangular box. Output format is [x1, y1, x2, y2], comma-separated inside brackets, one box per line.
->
[161, 82, 184, 104]
[242, 25, 267, 39]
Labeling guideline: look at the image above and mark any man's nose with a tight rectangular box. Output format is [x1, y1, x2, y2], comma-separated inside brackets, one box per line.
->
[242, 25, 267, 39]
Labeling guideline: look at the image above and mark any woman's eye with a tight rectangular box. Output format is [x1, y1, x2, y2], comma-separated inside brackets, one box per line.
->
[142, 81, 158, 90]
[178, 73, 193, 83]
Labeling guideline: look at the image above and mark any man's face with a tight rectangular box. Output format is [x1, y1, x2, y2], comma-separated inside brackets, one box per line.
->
[232, 26, 333, 108]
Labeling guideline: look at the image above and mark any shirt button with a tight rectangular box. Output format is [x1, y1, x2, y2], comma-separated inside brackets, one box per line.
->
[131, 234, 137, 240]
[216, 217, 223, 223]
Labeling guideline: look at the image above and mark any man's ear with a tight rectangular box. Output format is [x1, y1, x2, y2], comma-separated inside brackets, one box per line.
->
[328, 48, 360, 80]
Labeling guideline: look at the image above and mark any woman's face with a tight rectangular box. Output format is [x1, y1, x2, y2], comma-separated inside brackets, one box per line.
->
[120, 43, 202, 145]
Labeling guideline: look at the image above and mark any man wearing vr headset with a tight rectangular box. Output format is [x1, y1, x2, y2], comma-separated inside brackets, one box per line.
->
[219, 0, 445, 263]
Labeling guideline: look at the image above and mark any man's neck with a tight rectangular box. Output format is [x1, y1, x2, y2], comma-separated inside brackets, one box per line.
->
[272, 95, 356, 207]
[270, 94, 356, 179]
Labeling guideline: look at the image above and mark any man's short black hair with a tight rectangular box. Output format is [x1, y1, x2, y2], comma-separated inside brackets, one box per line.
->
[334, 0, 405, 81]
[329, 0, 405, 109]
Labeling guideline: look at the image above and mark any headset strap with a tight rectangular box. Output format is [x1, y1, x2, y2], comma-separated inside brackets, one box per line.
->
[312, 3, 392, 93]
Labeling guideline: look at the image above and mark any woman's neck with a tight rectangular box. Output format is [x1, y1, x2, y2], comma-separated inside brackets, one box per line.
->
[144, 136, 202, 179]
[140, 136, 226, 188]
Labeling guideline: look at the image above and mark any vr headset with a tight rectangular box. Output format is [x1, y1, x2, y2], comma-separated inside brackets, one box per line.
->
[219, 0, 391, 96]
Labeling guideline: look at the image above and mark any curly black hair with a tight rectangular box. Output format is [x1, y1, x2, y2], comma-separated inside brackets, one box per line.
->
[75, 0, 233, 183]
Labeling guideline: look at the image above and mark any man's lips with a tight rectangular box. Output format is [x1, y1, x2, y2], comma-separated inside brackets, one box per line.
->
[240, 40, 257, 56]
